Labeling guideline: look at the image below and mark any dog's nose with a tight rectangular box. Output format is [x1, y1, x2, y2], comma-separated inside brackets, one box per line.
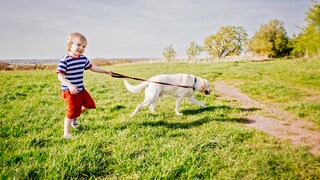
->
[205, 90, 211, 95]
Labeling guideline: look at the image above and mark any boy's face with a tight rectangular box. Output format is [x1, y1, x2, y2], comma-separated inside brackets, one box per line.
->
[69, 40, 87, 57]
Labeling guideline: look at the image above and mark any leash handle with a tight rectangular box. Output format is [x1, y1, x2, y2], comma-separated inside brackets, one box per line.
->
[110, 72, 127, 78]
[111, 74, 125, 78]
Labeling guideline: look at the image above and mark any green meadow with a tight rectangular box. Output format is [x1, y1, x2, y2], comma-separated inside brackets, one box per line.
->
[1, 58, 320, 179]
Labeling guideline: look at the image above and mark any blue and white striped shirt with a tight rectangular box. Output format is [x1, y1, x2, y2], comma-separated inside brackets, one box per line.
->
[56, 55, 92, 92]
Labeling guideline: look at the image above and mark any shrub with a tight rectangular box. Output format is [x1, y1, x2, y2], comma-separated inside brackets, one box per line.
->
[0, 61, 12, 71]
[91, 58, 113, 66]
[163, 45, 176, 62]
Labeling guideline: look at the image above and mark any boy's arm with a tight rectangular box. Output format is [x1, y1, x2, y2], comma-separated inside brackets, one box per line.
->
[57, 73, 79, 94]
[89, 65, 113, 74]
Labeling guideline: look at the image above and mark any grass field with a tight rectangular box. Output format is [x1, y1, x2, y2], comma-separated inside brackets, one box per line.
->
[1, 58, 320, 179]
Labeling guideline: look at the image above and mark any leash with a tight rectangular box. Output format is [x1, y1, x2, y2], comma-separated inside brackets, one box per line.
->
[111, 72, 196, 89]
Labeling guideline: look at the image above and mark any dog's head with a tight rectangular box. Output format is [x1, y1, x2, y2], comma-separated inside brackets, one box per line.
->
[196, 77, 212, 95]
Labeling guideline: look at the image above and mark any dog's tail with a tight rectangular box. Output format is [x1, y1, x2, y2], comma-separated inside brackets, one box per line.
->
[124, 80, 148, 93]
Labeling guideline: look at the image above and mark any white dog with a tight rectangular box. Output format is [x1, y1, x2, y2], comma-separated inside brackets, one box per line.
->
[124, 74, 212, 117]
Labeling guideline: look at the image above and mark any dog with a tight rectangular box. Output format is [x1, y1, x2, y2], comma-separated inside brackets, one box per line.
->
[124, 74, 212, 117]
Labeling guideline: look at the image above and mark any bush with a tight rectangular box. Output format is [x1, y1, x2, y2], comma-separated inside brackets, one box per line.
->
[163, 45, 176, 62]
[0, 61, 12, 71]
[91, 58, 113, 66]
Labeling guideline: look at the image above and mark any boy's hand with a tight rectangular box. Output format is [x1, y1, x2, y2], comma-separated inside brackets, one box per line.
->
[106, 70, 113, 75]
[69, 85, 79, 94]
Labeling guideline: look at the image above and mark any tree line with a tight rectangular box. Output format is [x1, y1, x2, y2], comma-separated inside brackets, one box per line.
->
[163, 1, 320, 61]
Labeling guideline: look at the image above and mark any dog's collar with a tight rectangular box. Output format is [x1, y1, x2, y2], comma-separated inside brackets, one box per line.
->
[193, 77, 197, 91]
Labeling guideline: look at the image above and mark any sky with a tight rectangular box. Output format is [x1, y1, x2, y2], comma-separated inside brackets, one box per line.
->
[0, 0, 313, 59]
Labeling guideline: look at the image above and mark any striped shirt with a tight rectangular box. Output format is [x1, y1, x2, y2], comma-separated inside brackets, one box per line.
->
[56, 55, 92, 92]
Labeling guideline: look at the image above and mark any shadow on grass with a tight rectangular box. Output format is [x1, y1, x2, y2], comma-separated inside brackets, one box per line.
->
[113, 105, 260, 131]
[181, 105, 260, 115]
[140, 117, 250, 129]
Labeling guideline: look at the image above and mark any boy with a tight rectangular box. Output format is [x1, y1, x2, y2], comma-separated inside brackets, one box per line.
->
[57, 32, 112, 138]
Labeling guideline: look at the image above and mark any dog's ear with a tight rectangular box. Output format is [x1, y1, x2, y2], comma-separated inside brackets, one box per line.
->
[200, 79, 205, 86]
[196, 78, 206, 91]
[200, 78, 208, 87]
[204, 80, 210, 88]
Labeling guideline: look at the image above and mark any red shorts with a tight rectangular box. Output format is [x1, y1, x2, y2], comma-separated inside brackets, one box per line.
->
[61, 88, 96, 119]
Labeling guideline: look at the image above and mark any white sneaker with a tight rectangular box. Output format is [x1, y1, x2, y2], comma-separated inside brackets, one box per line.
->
[71, 118, 78, 129]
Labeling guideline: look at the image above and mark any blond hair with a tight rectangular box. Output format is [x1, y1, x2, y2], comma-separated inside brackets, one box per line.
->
[66, 32, 87, 52]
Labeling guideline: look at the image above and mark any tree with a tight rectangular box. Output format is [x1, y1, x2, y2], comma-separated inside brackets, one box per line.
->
[185, 41, 202, 60]
[163, 45, 176, 62]
[291, 1, 320, 57]
[248, 19, 290, 57]
[204, 26, 248, 58]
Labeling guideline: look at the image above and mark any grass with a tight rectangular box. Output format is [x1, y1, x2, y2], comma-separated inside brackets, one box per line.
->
[218, 58, 320, 126]
[1, 58, 320, 179]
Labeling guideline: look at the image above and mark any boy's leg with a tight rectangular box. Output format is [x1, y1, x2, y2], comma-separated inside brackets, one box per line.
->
[81, 106, 88, 114]
[62, 90, 83, 131]
[71, 118, 78, 129]
[63, 117, 72, 138]
[62, 89, 94, 135]
[82, 89, 96, 110]
[69, 107, 87, 129]
[70, 107, 87, 129]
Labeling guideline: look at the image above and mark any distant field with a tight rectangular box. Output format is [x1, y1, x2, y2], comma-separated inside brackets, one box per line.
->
[1, 59, 59, 65]
[1, 58, 160, 65]
[1, 58, 319, 179]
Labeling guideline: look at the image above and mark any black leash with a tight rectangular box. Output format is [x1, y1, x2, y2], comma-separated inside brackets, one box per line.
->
[111, 72, 195, 89]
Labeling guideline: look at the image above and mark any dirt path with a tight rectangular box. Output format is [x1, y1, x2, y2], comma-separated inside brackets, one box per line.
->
[214, 80, 320, 155]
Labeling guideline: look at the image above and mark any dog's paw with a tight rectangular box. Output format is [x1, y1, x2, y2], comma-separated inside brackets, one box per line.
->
[201, 106, 207, 109]
[130, 113, 136, 118]
[151, 111, 158, 114]
[176, 112, 183, 115]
